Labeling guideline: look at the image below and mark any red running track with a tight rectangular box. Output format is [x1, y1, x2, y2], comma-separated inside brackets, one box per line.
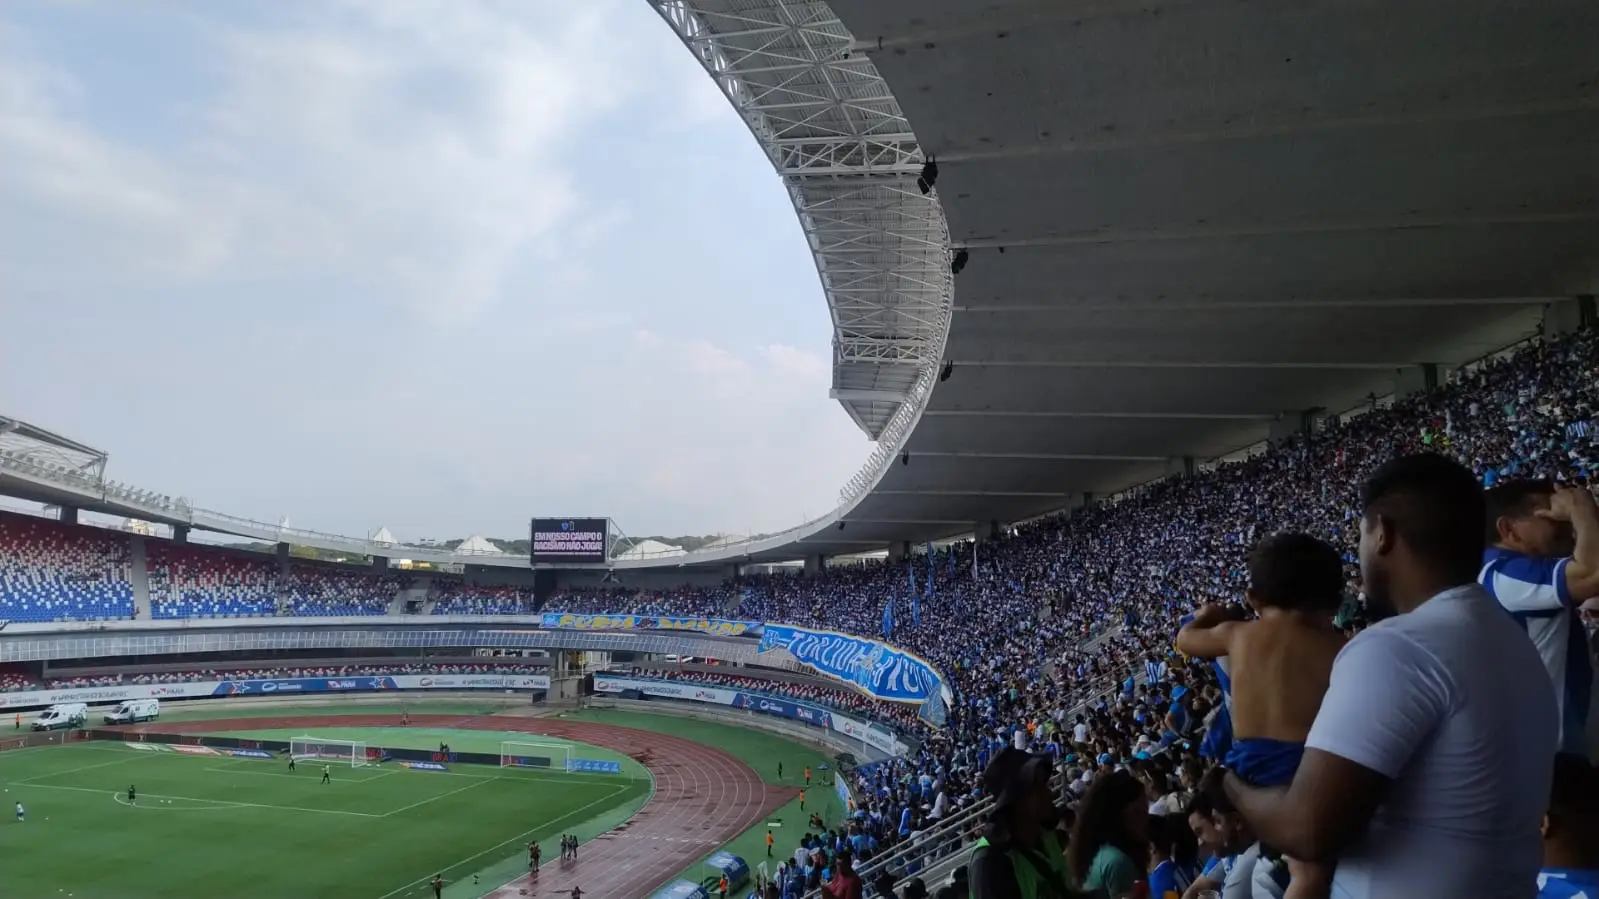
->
[122, 713, 794, 899]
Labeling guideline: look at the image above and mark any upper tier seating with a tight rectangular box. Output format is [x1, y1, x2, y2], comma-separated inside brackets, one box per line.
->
[146, 543, 277, 619]
[0, 513, 134, 622]
[430, 581, 535, 615]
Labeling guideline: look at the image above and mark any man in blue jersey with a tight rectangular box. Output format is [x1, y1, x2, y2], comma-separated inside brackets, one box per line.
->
[1482, 481, 1599, 760]
[1538, 754, 1599, 899]
[1224, 453, 1558, 898]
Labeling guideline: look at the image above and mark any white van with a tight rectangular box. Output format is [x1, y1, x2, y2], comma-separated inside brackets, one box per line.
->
[32, 702, 89, 731]
[104, 699, 159, 725]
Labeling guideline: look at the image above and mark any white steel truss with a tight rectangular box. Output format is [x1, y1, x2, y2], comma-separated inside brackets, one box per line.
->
[650, 0, 953, 439]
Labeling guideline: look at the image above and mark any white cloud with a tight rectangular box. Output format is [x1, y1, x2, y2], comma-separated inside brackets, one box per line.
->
[0, 1, 870, 539]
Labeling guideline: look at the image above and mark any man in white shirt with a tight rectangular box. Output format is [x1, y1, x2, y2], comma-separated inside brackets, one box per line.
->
[1481, 481, 1599, 759]
[1224, 453, 1559, 899]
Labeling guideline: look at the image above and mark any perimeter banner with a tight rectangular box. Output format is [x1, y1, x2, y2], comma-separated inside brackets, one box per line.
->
[539, 612, 762, 638]
[0, 673, 550, 709]
[592, 675, 909, 756]
[755, 624, 948, 712]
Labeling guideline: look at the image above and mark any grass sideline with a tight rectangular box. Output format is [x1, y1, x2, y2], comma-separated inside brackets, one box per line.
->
[0, 732, 646, 899]
[0, 700, 855, 897]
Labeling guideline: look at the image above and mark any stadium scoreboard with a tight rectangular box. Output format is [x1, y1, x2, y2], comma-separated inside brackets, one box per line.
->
[529, 518, 609, 564]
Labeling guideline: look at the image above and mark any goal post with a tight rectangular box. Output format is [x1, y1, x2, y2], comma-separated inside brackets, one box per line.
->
[500, 741, 571, 771]
[291, 735, 373, 767]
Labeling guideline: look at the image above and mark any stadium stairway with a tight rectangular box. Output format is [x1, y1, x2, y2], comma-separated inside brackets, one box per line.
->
[392, 583, 427, 615]
[128, 535, 151, 620]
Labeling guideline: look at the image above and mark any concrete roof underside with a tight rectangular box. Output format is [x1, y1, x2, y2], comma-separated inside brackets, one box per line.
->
[785, 0, 1598, 554]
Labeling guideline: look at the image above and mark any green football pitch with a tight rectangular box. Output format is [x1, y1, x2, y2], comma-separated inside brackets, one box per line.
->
[0, 727, 650, 899]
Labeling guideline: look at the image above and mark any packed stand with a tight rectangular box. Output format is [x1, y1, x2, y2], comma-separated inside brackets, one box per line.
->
[0, 512, 135, 622]
[283, 564, 401, 616]
[580, 330, 1599, 899]
[41, 661, 548, 690]
[430, 580, 536, 615]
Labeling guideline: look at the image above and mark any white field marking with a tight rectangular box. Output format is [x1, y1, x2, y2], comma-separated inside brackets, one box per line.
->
[0, 743, 131, 763]
[373, 783, 631, 899]
[13, 781, 385, 818]
[112, 792, 231, 812]
[12, 752, 145, 785]
[375, 773, 497, 819]
[199, 763, 397, 783]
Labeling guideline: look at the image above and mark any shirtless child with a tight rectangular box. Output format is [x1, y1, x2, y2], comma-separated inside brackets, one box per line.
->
[1176, 532, 1347, 898]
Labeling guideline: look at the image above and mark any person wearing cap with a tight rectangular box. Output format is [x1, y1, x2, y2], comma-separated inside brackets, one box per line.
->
[969, 748, 1077, 899]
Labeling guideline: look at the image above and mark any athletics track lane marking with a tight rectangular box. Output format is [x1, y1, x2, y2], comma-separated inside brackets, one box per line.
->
[373, 784, 630, 899]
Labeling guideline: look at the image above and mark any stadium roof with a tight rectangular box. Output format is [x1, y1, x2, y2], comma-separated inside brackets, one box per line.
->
[651, 0, 1598, 556]
[1, 1, 1592, 570]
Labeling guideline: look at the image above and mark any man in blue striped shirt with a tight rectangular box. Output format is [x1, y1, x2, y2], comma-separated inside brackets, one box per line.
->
[1481, 481, 1599, 760]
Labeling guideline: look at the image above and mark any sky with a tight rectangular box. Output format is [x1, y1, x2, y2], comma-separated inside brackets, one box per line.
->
[0, 0, 874, 542]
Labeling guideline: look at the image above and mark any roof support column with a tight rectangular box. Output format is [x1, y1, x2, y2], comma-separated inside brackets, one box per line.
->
[172, 525, 190, 543]
[1544, 296, 1596, 339]
[1166, 456, 1196, 478]
[1269, 410, 1324, 444]
[58, 506, 79, 526]
[372, 556, 389, 572]
[1392, 364, 1439, 401]
[804, 554, 825, 578]
[973, 520, 1001, 543]
[887, 541, 911, 564]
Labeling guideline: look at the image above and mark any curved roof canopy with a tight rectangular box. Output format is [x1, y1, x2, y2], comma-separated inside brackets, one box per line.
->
[3, 2, 1593, 570]
[817, 0, 1599, 542]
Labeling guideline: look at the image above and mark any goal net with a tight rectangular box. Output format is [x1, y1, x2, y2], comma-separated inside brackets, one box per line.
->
[500, 741, 571, 771]
[291, 736, 373, 767]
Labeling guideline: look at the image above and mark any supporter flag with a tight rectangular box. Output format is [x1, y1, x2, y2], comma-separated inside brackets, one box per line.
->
[881, 596, 895, 638]
[925, 542, 936, 598]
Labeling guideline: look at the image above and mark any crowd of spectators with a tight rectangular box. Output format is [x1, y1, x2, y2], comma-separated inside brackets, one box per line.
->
[283, 564, 402, 616]
[704, 329, 1599, 899]
[430, 581, 536, 615]
[3, 326, 1598, 896]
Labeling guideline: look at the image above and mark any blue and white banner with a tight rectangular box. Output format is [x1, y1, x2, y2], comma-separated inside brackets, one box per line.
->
[732, 693, 833, 730]
[593, 675, 908, 756]
[756, 625, 948, 712]
[401, 761, 448, 772]
[567, 758, 623, 774]
[227, 749, 274, 760]
[539, 612, 762, 638]
[592, 676, 740, 705]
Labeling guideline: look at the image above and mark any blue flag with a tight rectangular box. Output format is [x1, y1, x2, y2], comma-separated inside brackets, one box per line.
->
[925, 542, 936, 597]
[881, 597, 895, 638]
[912, 592, 920, 628]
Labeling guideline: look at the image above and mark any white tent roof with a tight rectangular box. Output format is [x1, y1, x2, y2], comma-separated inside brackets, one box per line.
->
[616, 538, 685, 560]
[372, 527, 396, 545]
[456, 535, 502, 555]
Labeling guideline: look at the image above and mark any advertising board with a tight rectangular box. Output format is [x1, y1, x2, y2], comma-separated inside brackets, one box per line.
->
[529, 518, 609, 564]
